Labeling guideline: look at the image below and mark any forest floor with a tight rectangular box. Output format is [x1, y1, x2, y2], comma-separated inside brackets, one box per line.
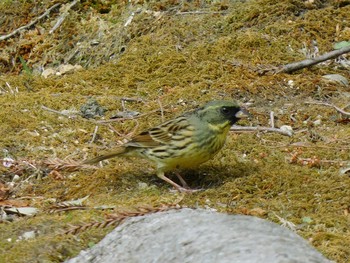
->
[0, 0, 350, 262]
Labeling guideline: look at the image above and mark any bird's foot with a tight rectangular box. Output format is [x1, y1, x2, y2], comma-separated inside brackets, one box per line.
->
[170, 186, 204, 193]
[157, 171, 203, 193]
[175, 171, 190, 188]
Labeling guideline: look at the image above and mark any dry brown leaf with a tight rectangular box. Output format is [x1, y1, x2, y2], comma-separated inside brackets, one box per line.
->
[0, 182, 11, 201]
[0, 199, 29, 207]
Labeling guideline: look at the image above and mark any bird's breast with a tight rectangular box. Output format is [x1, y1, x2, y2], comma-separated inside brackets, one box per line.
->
[135, 121, 231, 171]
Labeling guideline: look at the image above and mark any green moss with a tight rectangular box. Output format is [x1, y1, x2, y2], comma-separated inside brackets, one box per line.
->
[1, 0, 350, 262]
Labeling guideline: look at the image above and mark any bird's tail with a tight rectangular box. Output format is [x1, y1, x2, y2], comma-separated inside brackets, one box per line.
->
[83, 146, 127, 164]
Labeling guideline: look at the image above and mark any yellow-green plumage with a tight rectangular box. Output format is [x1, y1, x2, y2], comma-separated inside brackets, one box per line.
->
[84, 100, 248, 192]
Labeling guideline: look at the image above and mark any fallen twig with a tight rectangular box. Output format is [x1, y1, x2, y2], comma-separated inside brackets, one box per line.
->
[290, 156, 349, 168]
[49, 0, 79, 34]
[119, 97, 144, 102]
[259, 45, 350, 74]
[89, 125, 99, 144]
[97, 108, 160, 124]
[124, 10, 138, 27]
[270, 111, 275, 128]
[107, 119, 139, 140]
[49, 205, 88, 213]
[0, 3, 61, 41]
[176, 11, 228, 15]
[279, 46, 350, 73]
[4, 82, 19, 95]
[50, 94, 144, 103]
[304, 101, 350, 117]
[231, 125, 293, 137]
[41, 105, 78, 118]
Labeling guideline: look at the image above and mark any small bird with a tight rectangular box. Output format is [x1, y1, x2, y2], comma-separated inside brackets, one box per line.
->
[84, 100, 248, 192]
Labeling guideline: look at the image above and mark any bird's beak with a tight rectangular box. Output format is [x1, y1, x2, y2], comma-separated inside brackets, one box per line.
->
[235, 108, 251, 119]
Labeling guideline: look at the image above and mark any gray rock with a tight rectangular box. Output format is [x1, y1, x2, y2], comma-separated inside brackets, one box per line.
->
[66, 209, 331, 263]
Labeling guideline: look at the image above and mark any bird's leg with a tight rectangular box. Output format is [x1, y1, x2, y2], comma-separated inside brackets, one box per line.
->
[175, 171, 189, 188]
[157, 171, 197, 193]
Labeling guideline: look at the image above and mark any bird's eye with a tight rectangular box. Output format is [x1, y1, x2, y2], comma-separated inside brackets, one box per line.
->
[221, 107, 230, 114]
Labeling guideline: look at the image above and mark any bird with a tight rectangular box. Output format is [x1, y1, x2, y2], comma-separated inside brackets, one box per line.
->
[84, 100, 249, 192]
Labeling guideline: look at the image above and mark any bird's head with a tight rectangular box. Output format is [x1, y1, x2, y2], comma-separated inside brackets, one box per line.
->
[198, 100, 249, 126]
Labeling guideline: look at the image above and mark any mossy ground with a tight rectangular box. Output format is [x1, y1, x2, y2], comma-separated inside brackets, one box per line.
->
[1, 0, 350, 262]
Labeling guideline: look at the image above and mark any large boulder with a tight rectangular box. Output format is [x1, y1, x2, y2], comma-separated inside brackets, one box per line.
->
[66, 209, 331, 263]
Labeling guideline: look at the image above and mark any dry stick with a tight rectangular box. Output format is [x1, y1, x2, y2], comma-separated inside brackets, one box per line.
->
[107, 124, 126, 138]
[107, 119, 140, 140]
[276, 45, 350, 73]
[49, 0, 80, 34]
[41, 105, 99, 124]
[41, 105, 75, 120]
[50, 94, 144, 103]
[5, 82, 18, 94]
[41, 103, 156, 125]
[230, 125, 293, 137]
[0, 3, 61, 41]
[96, 108, 160, 124]
[270, 111, 275, 128]
[121, 100, 126, 111]
[89, 125, 99, 144]
[157, 98, 165, 122]
[296, 157, 348, 165]
[119, 97, 144, 102]
[176, 11, 228, 15]
[41, 105, 74, 118]
[304, 101, 350, 117]
[124, 11, 136, 27]
[43, 103, 293, 137]
[43, 102, 292, 137]
[49, 206, 89, 213]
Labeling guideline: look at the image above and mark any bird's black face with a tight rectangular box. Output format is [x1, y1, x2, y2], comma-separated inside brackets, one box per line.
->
[198, 100, 249, 126]
[220, 105, 244, 125]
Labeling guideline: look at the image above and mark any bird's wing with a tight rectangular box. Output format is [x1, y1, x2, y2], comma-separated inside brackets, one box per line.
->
[128, 116, 191, 147]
